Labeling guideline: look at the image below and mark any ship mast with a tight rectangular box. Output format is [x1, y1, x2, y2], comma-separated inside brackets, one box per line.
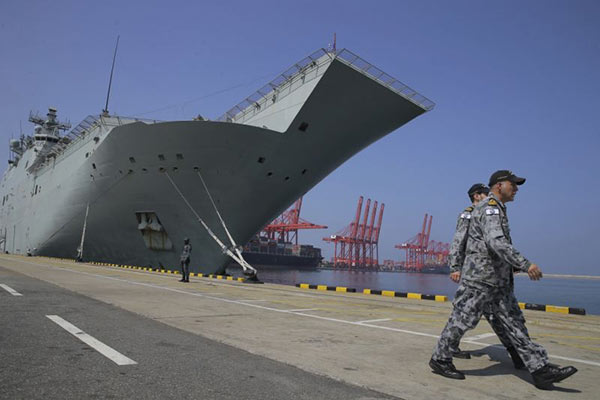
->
[333, 32, 336, 53]
[103, 35, 120, 116]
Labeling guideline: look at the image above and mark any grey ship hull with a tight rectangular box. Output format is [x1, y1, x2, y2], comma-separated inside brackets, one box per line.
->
[0, 50, 431, 274]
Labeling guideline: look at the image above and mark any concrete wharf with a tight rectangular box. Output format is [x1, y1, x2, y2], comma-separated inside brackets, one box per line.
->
[1, 255, 598, 399]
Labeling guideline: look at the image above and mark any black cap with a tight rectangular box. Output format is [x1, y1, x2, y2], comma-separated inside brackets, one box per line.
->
[488, 170, 526, 187]
[467, 183, 490, 197]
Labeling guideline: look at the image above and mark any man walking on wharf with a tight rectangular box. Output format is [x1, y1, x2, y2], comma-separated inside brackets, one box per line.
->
[447, 183, 524, 369]
[429, 170, 577, 389]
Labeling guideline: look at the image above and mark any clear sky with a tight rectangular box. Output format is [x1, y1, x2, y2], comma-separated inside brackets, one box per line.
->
[1, 0, 598, 274]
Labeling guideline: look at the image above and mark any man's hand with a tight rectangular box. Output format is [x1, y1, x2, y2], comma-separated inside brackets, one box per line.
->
[527, 264, 543, 281]
[449, 271, 461, 283]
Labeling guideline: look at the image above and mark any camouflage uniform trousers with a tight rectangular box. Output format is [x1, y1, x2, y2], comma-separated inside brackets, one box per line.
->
[432, 284, 548, 373]
[449, 283, 523, 354]
[180, 258, 190, 280]
[449, 306, 515, 354]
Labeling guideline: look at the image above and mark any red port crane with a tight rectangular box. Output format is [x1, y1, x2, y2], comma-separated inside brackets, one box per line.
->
[395, 213, 450, 270]
[323, 196, 384, 268]
[262, 197, 327, 244]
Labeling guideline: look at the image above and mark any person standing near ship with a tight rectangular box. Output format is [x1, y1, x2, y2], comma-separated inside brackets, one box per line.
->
[430, 170, 577, 389]
[179, 238, 192, 283]
[446, 183, 524, 369]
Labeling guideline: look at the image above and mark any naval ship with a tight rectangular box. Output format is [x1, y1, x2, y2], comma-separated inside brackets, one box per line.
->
[0, 48, 433, 274]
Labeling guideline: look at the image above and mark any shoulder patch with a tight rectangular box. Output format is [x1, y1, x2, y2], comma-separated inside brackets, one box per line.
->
[464, 206, 474, 212]
[488, 199, 498, 206]
[485, 208, 500, 215]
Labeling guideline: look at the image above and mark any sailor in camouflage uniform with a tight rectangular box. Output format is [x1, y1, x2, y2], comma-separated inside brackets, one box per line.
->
[447, 183, 524, 369]
[179, 238, 192, 283]
[429, 171, 577, 389]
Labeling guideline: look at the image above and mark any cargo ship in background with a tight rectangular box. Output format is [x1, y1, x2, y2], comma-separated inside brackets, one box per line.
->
[380, 260, 450, 274]
[238, 236, 322, 269]
[0, 47, 433, 274]
[235, 197, 325, 269]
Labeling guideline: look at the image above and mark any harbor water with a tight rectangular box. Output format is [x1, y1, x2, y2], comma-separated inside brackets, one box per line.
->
[233, 267, 600, 315]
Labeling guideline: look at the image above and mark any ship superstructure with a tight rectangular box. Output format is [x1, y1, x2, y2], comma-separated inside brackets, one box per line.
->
[0, 48, 433, 273]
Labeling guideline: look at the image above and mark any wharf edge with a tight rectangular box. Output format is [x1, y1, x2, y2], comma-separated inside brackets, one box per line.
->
[297, 281, 587, 314]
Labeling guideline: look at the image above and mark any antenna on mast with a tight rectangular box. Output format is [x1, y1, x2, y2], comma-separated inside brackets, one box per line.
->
[103, 35, 120, 116]
[333, 32, 336, 53]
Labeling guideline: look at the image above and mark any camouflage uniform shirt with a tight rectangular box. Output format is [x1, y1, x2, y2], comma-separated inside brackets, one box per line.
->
[448, 205, 474, 273]
[461, 192, 531, 289]
[180, 243, 192, 262]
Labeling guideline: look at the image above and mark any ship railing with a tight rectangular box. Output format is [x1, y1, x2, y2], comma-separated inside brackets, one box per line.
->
[217, 48, 435, 125]
[217, 48, 335, 124]
[66, 115, 102, 140]
[334, 49, 435, 111]
[103, 115, 162, 127]
[30, 115, 102, 174]
[63, 114, 159, 141]
[32, 114, 160, 175]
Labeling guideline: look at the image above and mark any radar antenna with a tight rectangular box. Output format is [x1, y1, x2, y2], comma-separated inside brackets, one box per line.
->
[103, 35, 120, 116]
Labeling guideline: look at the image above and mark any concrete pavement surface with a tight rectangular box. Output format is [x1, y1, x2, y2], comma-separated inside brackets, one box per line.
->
[1, 254, 599, 399]
[0, 262, 395, 399]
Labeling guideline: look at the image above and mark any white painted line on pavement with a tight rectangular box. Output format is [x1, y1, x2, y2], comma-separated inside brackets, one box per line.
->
[46, 315, 137, 366]
[13, 259, 600, 369]
[356, 318, 392, 324]
[0, 283, 23, 296]
[286, 308, 318, 312]
[238, 299, 269, 302]
[95, 273, 600, 368]
[466, 332, 496, 341]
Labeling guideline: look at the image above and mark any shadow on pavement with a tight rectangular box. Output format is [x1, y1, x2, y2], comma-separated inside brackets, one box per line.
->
[460, 345, 581, 393]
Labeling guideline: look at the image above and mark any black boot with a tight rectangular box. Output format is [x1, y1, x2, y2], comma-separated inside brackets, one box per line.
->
[452, 348, 471, 359]
[532, 364, 578, 389]
[507, 347, 525, 370]
[429, 358, 465, 380]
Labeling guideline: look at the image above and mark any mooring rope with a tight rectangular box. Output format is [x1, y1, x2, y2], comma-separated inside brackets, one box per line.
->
[164, 171, 255, 274]
[195, 170, 253, 271]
